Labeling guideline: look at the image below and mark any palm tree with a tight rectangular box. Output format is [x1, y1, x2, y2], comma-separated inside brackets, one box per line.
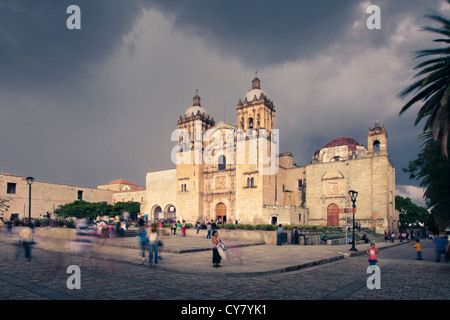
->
[399, 13, 450, 157]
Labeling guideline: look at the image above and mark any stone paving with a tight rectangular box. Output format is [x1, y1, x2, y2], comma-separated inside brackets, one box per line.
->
[0, 227, 449, 305]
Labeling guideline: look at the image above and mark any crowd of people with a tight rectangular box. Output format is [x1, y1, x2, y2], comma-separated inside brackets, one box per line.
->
[2, 212, 449, 268]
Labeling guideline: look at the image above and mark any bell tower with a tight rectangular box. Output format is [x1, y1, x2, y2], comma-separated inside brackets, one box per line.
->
[236, 76, 275, 138]
[367, 121, 388, 156]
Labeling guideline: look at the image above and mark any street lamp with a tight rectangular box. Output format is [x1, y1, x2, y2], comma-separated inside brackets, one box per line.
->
[26, 177, 34, 223]
[348, 190, 358, 252]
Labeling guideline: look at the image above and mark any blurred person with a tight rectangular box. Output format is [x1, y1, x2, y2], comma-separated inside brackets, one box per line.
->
[172, 221, 177, 236]
[18, 221, 34, 261]
[277, 224, 283, 246]
[433, 235, 448, 262]
[137, 223, 148, 264]
[412, 239, 423, 260]
[182, 220, 186, 237]
[206, 221, 212, 239]
[291, 227, 299, 245]
[147, 224, 160, 266]
[4, 219, 13, 237]
[366, 243, 378, 269]
[176, 221, 181, 236]
[72, 219, 94, 270]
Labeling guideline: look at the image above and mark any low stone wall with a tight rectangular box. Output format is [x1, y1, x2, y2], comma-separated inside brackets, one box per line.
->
[6, 226, 362, 246]
[12, 226, 78, 240]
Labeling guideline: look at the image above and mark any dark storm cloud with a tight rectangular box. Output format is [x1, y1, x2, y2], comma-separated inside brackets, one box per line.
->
[0, 0, 146, 92]
[145, 0, 445, 67]
[146, 0, 358, 66]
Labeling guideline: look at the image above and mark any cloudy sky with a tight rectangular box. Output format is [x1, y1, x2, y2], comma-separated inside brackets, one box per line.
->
[1, 0, 449, 207]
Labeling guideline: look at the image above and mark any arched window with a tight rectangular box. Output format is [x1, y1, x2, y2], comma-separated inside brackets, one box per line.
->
[248, 117, 254, 129]
[218, 155, 226, 170]
[251, 177, 254, 187]
[373, 140, 380, 152]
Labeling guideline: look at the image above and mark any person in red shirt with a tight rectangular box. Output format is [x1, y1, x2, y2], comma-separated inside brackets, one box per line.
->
[367, 243, 379, 269]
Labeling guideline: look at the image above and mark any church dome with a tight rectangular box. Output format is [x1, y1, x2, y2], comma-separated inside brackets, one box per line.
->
[109, 179, 135, 185]
[185, 94, 208, 117]
[244, 77, 267, 101]
[323, 137, 363, 151]
[313, 136, 367, 163]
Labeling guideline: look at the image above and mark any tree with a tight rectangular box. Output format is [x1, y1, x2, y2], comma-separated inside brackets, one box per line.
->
[111, 201, 140, 220]
[54, 200, 112, 219]
[403, 132, 450, 229]
[395, 195, 429, 230]
[0, 198, 10, 217]
[399, 10, 450, 157]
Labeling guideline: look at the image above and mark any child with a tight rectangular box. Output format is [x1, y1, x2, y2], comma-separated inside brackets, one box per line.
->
[412, 239, 423, 260]
[366, 243, 378, 269]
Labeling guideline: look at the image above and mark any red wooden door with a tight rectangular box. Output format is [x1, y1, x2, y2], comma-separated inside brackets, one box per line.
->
[327, 204, 339, 226]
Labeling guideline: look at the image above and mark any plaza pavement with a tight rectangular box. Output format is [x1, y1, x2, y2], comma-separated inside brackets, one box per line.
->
[0, 227, 407, 276]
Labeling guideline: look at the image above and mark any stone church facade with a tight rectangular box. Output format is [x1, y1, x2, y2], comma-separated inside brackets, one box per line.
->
[142, 77, 398, 233]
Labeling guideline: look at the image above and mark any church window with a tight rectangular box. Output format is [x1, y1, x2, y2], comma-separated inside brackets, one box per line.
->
[251, 177, 254, 187]
[373, 140, 380, 152]
[218, 155, 226, 170]
[298, 179, 303, 188]
[248, 117, 254, 129]
[77, 190, 83, 200]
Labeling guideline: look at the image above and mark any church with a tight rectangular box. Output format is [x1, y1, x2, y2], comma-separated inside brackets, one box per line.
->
[141, 77, 398, 233]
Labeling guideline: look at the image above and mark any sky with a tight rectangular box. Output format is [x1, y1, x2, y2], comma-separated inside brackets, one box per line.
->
[1, 0, 449, 207]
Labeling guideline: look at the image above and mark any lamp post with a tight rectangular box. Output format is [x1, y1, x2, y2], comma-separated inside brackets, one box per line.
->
[26, 177, 34, 222]
[348, 190, 358, 252]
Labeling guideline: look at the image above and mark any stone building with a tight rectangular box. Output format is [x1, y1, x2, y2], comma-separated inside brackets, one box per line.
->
[1, 76, 397, 233]
[141, 77, 397, 233]
[0, 175, 146, 221]
[0, 173, 115, 220]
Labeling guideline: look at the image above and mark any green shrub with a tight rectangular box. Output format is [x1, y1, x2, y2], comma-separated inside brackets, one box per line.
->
[64, 218, 75, 228]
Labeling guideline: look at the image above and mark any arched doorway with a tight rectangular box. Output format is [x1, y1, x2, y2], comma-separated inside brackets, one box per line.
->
[164, 204, 176, 222]
[327, 204, 339, 226]
[216, 202, 226, 224]
[152, 206, 162, 221]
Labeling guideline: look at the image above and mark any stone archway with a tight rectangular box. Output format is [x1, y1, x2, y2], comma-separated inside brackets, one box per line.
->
[327, 203, 339, 226]
[152, 205, 162, 221]
[164, 204, 176, 221]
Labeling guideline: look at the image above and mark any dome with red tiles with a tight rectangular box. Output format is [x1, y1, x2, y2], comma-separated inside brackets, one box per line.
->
[108, 179, 135, 185]
[323, 137, 363, 151]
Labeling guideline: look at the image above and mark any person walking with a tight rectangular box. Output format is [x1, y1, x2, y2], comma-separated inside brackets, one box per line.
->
[291, 227, 299, 245]
[433, 235, 448, 262]
[147, 224, 160, 266]
[137, 224, 148, 264]
[277, 224, 283, 246]
[211, 230, 222, 268]
[172, 221, 177, 236]
[176, 221, 182, 237]
[19, 221, 34, 261]
[412, 239, 423, 260]
[182, 220, 186, 237]
[366, 243, 379, 269]
[206, 221, 212, 239]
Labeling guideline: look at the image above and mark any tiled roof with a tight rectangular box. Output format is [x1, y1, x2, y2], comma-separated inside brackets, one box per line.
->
[314, 136, 362, 156]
